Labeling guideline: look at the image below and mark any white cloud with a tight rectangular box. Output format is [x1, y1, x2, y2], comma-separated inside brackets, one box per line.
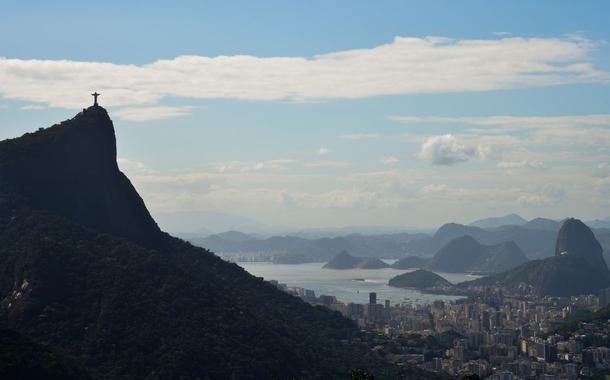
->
[417, 184, 450, 197]
[117, 158, 153, 173]
[20, 104, 46, 110]
[382, 156, 400, 164]
[389, 114, 610, 130]
[214, 159, 296, 172]
[525, 127, 610, 148]
[317, 147, 330, 156]
[415, 184, 522, 202]
[303, 161, 351, 169]
[1, 36, 606, 109]
[417, 183, 559, 206]
[591, 177, 610, 205]
[288, 190, 389, 209]
[595, 176, 610, 194]
[397, 114, 610, 168]
[134, 172, 216, 186]
[339, 133, 380, 140]
[497, 160, 545, 169]
[114, 106, 195, 121]
[418, 134, 476, 165]
[517, 194, 554, 206]
[519, 185, 562, 206]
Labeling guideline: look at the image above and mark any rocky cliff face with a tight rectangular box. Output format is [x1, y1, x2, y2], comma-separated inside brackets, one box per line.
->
[460, 218, 610, 296]
[0, 106, 162, 246]
[555, 218, 609, 275]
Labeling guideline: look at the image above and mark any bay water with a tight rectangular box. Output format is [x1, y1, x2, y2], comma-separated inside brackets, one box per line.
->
[239, 261, 482, 305]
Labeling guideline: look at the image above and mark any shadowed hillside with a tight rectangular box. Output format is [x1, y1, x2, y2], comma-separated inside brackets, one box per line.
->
[0, 106, 403, 380]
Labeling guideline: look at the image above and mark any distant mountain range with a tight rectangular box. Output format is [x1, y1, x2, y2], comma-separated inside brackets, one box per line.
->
[410, 219, 561, 259]
[469, 213, 528, 228]
[189, 231, 428, 263]
[387, 219, 610, 298]
[0, 328, 91, 379]
[586, 217, 610, 229]
[188, 216, 610, 268]
[155, 210, 268, 235]
[390, 236, 527, 274]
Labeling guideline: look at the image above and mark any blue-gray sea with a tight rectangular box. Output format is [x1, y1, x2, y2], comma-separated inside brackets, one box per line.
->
[239, 261, 482, 305]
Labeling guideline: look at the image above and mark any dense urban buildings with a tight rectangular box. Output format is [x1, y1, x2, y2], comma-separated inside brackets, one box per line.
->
[270, 280, 610, 379]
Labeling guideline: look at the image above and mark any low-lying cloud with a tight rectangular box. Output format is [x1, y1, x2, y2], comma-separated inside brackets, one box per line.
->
[114, 106, 195, 121]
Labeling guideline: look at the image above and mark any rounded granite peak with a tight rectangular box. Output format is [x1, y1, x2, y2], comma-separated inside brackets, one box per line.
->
[555, 217, 608, 274]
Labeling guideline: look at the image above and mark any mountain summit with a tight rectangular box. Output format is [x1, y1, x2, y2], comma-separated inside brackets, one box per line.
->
[555, 218, 609, 274]
[0, 105, 161, 246]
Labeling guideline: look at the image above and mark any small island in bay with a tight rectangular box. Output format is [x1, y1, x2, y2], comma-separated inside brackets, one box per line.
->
[323, 251, 390, 269]
[388, 269, 456, 294]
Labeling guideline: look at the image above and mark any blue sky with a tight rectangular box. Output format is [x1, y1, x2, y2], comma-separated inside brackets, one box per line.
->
[1, 1, 610, 232]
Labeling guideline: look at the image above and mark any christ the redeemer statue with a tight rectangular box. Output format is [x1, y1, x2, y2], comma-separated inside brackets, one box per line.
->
[92, 92, 100, 106]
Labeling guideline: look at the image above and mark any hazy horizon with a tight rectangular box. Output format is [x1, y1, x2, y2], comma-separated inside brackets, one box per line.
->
[152, 209, 609, 236]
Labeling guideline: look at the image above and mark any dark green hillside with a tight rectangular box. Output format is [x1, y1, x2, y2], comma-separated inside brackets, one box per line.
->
[0, 204, 371, 379]
[0, 106, 401, 379]
[0, 328, 91, 380]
